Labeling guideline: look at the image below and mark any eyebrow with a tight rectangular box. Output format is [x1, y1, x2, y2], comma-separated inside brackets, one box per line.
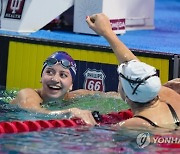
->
[45, 66, 70, 74]
[60, 70, 70, 74]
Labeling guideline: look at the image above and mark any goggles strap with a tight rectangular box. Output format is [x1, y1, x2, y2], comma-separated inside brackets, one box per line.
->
[119, 73, 158, 95]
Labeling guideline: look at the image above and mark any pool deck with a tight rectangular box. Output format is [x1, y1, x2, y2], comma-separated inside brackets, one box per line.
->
[0, 0, 179, 55]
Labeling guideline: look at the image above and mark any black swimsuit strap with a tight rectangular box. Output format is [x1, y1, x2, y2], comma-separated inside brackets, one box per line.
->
[134, 115, 159, 127]
[134, 103, 180, 128]
[166, 103, 180, 126]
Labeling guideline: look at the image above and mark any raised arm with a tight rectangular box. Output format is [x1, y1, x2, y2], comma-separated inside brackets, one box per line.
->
[86, 13, 138, 64]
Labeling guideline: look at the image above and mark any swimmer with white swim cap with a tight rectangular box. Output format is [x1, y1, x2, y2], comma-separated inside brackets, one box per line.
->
[85, 13, 180, 129]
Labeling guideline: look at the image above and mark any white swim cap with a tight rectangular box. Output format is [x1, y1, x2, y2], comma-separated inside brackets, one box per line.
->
[117, 60, 161, 103]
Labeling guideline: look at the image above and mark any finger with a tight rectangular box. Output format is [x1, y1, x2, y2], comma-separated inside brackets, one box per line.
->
[86, 16, 94, 28]
[85, 16, 90, 23]
[84, 112, 97, 125]
[84, 119, 97, 126]
[89, 113, 98, 125]
[90, 16, 95, 23]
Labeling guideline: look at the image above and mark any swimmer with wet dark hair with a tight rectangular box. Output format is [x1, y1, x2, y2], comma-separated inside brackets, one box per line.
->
[10, 51, 97, 125]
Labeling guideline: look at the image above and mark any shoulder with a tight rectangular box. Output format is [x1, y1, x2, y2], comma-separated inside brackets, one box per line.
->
[17, 88, 40, 97]
[159, 86, 180, 104]
[66, 89, 120, 100]
[163, 78, 180, 94]
[10, 88, 43, 110]
[11, 88, 41, 104]
[113, 117, 152, 129]
[71, 89, 94, 94]
[19, 88, 37, 93]
[65, 89, 98, 100]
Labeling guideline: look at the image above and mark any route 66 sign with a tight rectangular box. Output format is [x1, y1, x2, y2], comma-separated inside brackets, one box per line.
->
[83, 69, 106, 92]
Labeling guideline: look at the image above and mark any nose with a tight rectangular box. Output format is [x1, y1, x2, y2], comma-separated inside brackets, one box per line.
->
[51, 73, 60, 82]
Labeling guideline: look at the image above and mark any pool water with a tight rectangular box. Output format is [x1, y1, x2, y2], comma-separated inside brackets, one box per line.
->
[0, 89, 129, 121]
[0, 90, 180, 153]
[0, 126, 180, 153]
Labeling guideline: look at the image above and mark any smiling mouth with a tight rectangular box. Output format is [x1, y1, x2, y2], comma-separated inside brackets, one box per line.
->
[48, 85, 62, 90]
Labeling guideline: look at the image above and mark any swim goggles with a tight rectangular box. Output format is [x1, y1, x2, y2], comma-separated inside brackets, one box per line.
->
[44, 57, 72, 69]
[119, 72, 158, 95]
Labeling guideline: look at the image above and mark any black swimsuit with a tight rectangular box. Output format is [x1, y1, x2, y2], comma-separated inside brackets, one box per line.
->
[134, 103, 180, 127]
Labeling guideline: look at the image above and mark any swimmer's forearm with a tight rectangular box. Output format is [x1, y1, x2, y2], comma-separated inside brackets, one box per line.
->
[20, 105, 52, 114]
[10, 98, 48, 114]
[21, 107, 71, 116]
[11, 98, 71, 115]
[103, 31, 138, 64]
[49, 109, 71, 115]
[87, 13, 138, 64]
[23, 107, 71, 115]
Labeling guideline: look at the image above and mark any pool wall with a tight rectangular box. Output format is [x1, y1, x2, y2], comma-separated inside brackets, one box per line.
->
[0, 35, 175, 92]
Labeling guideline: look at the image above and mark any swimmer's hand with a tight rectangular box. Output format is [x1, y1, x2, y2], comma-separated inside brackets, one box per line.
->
[86, 13, 113, 37]
[49, 108, 97, 126]
[69, 108, 97, 126]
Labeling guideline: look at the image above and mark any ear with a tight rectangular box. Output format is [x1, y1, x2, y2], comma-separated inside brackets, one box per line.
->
[69, 84, 73, 91]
